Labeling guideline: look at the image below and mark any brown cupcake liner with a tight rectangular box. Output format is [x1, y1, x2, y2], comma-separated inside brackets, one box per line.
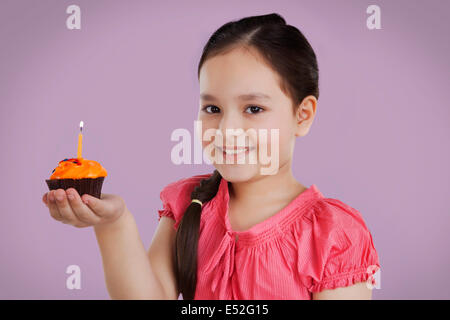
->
[45, 177, 105, 199]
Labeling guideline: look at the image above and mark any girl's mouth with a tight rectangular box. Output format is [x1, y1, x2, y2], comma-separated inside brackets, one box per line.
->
[215, 145, 256, 163]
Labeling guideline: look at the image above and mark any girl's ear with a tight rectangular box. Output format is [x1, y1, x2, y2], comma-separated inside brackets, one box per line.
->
[294, 96, 317, 137]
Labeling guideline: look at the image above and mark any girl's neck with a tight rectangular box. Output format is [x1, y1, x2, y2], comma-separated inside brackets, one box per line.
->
[228, 162, 306, 206]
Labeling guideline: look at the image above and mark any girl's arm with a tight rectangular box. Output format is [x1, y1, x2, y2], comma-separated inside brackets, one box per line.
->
[312, 282, 372, 300]
[94, 208, 178, 299]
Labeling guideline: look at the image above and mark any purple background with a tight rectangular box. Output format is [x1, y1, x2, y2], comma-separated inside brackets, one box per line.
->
[1, 0, 449, 299]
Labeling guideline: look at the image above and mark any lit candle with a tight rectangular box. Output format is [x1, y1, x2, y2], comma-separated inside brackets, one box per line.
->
[77, 121, 83, 158]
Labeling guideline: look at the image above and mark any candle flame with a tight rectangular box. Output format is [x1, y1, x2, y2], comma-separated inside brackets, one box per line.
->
[79, 121, 84, 132]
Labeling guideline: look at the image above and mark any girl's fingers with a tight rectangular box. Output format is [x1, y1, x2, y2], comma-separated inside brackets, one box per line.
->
[42, 193, 48, 207]
[54, 189, 80, 225]
[81, 193, 124, 220]
[65, 188, 102, 224]
[47, 190, 64, 221]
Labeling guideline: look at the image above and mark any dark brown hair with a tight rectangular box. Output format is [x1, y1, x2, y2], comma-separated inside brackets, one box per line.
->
[174, 12, 319, 300]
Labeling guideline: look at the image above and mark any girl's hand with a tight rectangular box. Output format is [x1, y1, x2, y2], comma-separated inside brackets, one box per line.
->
[42, 188, 127, 228]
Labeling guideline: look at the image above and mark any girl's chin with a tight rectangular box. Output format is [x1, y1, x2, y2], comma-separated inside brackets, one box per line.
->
[214, 164, 260, 182]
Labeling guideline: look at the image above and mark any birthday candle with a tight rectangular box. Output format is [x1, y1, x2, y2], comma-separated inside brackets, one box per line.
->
[77, 121, 83, 158]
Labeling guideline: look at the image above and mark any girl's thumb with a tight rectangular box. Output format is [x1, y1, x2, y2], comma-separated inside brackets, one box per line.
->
[82, 194, 99, 207]
[82, 193, 108, 215]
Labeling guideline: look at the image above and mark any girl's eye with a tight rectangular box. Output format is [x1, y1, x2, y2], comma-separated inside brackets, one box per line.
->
[202, 105, 264, 114]
[245, 105, 264, 114]
[202, 105, 221, 113]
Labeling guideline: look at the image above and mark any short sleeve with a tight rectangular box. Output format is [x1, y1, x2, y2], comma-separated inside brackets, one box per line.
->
[156, 173, 213, 230]
[157, 205, 176, 224]
[307, 198, 381, 293]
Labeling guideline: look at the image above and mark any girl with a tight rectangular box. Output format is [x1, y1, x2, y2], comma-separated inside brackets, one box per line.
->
[43, 13, 380, 300]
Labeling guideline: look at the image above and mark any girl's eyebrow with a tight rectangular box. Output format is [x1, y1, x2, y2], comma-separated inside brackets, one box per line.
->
[200, 92, 271, 102]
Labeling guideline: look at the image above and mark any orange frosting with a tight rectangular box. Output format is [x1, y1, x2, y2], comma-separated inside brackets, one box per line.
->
[49, 157, 107, 179]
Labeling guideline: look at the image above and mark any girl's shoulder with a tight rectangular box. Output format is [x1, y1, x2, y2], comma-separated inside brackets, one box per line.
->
[157, 172, 213, 227]
[299, 196, 381, 292]
[307, 196, 372, 234]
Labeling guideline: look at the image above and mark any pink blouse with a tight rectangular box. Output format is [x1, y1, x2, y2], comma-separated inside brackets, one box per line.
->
[157, 173, 381, 300]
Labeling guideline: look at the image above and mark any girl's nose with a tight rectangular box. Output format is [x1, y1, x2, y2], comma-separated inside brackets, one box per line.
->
[219, 120, 246, 137]
[219, 109, 245, 129]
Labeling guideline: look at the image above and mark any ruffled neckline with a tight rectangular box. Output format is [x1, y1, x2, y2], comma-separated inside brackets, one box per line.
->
[211, 177, 324, 246]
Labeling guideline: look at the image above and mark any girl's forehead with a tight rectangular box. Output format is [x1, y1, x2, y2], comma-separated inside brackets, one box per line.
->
[200, 59, 282, 101]
[199, 46, 289, 104]
[200, 47, 274, 79]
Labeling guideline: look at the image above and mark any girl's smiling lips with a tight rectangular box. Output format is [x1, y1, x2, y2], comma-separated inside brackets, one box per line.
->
[215, 145, 257, 163]
[215, 145, 256, 153]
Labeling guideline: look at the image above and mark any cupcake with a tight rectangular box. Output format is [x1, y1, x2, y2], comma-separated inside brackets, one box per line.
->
[46, 157, 107, 199]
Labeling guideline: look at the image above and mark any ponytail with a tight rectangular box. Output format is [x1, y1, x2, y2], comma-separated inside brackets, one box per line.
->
[174, 169, 222, 299]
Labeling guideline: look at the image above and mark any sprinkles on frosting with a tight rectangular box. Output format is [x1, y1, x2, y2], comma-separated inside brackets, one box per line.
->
[53, 158, 82, 174]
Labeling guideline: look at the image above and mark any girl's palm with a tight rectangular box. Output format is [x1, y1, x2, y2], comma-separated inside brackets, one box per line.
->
[42, 188, 126, 228]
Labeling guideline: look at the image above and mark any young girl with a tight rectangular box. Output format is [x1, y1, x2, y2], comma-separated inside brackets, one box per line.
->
[43, 13, 380, 300]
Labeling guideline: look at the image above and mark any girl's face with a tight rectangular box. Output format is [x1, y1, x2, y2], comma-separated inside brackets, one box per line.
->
[198, 46, 312, 182]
